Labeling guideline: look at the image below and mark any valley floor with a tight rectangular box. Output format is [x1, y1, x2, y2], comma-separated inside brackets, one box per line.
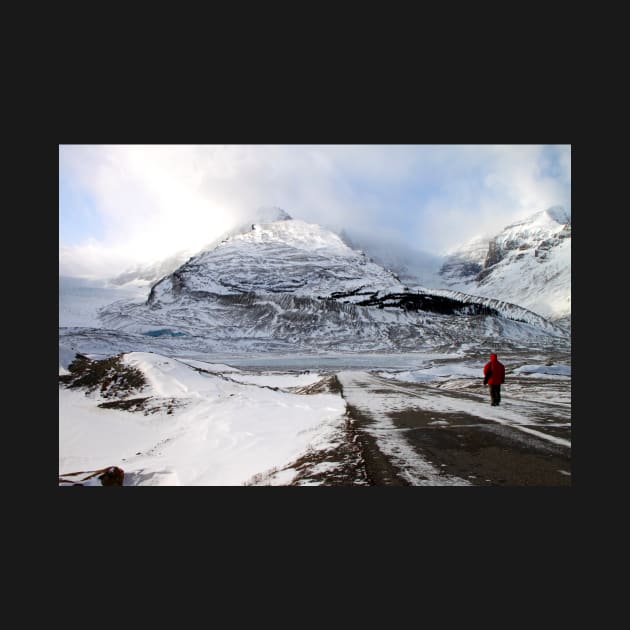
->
[59, 349, 571, 487]
[336, 371, 570, 486]
[236, 347, 571, 486]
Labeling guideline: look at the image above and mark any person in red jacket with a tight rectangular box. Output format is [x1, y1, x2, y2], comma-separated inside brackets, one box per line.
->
[483, 353, 505, 406]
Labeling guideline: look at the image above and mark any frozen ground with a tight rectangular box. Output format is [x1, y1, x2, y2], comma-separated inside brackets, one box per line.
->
[59, 346, 571, 486]
[333, 345, 570, 486]
[59, 352, 349, 486]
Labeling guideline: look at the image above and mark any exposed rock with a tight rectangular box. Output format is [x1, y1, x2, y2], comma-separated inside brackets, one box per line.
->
[58, 354, 146, 398]
[99, 466, 124, 486]
[59, 466, 125, 486]
[484, 238, 503, 268]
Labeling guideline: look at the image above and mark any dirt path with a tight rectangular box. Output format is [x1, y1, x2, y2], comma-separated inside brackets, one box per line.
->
[337, 371, 571, 486]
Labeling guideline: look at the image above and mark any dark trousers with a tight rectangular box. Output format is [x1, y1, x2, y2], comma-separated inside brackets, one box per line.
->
[489, 384, 501, 405]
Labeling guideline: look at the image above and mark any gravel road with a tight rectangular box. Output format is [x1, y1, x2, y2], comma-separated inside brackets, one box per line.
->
[337, 371, 571, 486]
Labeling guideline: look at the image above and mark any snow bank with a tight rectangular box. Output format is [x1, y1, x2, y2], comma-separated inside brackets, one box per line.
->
[227, 372, 322, 388]
[59, 351, 346, 486]
[513, 364, 571, 377]
[59, 344, 77, 371]
[377, 362, 481, 383]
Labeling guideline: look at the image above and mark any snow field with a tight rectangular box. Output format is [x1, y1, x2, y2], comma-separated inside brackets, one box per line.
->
[59, 352, 346, 486]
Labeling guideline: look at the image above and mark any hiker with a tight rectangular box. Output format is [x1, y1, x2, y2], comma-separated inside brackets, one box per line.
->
[483, 353, 505, 406]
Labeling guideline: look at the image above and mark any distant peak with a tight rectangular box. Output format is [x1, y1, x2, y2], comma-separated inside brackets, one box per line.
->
[506, 205, 570, 231]
[252, 206, 293, 223]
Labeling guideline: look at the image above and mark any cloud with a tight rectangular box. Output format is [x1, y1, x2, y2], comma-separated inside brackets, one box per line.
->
[59, 144, 571, 277]
[408, 145, 571, 252]
[59, 239, 139, 279]
[60, 145, 238, 274]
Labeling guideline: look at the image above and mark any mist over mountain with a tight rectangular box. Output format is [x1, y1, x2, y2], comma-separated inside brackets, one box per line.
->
[338, 229, 445, 288]
[108, 206, 292, 288]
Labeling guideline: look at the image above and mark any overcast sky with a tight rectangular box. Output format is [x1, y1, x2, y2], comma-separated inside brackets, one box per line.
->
[59, 144, 571, 278]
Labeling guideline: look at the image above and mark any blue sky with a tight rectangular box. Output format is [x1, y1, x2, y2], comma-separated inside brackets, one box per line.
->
[59, 171, 104, 243]
[59, 144, 571, 278]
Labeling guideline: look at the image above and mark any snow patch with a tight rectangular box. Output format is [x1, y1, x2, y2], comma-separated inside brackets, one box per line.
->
[513, 364, 571, 377]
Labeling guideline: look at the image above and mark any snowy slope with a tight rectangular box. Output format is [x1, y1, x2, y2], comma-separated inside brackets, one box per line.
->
[417, 288, 564, 334]
[59, 352, 347, 486]
[148, 218, 400, 301]
[439, 206, 571, 321]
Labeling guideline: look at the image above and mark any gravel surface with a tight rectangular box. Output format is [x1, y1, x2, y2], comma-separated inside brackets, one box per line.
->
[337, 367, 571, 486]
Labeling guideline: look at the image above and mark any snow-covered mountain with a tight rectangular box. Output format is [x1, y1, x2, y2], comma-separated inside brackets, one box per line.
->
[147, 217, 400, 301]
[106, 205, 571, 335]
[439, 206, 571, 325]
[86, 212, 568, 355]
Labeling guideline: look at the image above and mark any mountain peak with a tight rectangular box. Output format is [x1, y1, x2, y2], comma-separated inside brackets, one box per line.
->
[439, 205, 571, 321]
[251, 206, 292, 223]
[502, 205, 570, 234]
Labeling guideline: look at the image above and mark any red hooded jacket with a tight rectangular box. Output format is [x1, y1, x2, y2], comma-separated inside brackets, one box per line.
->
[483, 353, 505, 385]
